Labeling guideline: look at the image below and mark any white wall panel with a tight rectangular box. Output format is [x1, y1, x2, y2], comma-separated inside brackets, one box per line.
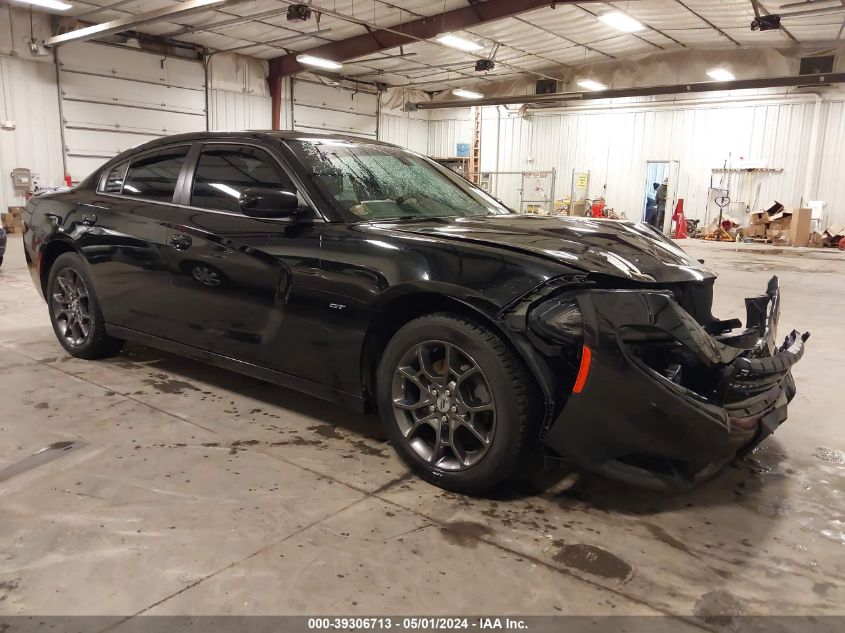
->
[815, 101, 845, 229]
[0, 55, 64, 210]
[208, 90, 271, 131]
[377, 114, 429, 154]
[428, 118, 473, 158]
[478, 97, 837, 225]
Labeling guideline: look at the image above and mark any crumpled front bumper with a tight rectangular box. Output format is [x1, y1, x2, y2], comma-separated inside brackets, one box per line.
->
[544, 276, 808, 490]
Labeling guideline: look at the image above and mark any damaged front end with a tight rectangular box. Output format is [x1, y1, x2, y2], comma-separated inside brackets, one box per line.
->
[528, 276, 809, 490]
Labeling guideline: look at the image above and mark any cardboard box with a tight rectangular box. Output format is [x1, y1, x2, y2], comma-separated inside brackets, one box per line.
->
[1, 212, 22, 231]
[824, 224, 845, 239]
[745, 223, 767, 238]
[788, 207, 811, 247]
[749, 210, 770, 225]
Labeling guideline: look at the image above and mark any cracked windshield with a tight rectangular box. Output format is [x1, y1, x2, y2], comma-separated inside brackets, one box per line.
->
[287, 139, 510, 220]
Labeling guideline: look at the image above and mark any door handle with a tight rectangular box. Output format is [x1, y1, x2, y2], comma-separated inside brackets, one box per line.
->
[169, 234, 192, 251]
[81, 212, 97, 226]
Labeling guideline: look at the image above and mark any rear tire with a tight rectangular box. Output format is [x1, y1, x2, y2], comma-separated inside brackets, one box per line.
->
[47, 252, 124, 359]
[377, 313, 538, 494]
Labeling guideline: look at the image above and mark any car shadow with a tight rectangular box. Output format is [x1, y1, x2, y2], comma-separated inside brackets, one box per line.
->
[108, 342, 384, 441]
[491, 439, 792, 517]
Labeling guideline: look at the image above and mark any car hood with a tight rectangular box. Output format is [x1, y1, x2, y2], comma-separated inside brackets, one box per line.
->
[376, 215, 715, 283]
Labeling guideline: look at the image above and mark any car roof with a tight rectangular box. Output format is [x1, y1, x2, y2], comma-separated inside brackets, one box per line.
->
[126, 130, 398, 154]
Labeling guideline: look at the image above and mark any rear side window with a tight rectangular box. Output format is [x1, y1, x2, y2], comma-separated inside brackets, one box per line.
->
[190, 146, 294, 213]
[122, 146, 189, 202]
[102, 161, 128, 194]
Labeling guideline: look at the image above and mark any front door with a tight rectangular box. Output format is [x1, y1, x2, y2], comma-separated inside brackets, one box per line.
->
[76, 145, 190, 337]
[164, 142, 324, 380]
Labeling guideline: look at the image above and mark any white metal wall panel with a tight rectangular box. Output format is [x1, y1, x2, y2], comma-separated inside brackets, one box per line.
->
[0, 56, 64, 210]
[815, 101, 845, 229]
[478, 97, 829, 223]
[293, 79, 378, 138]
[428, 118, 473, 158]
[57, 42, 205, 179]
[208, 90, 272, 131]
[377, 114, 429, 154]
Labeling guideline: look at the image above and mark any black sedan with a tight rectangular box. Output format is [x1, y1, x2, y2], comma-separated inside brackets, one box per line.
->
[22, 132, 807, 493]
[0, 225, 6, 266]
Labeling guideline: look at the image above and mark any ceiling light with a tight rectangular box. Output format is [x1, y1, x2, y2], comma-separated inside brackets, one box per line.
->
[296, 54, 342, 70]
[452, 88, 484, 99]
[577, 79, 607, 91]
[598, 11, 645, 33]
[16, 0, 72, 10]
[707, 68, 735, 81]
[436, 34, 484, 52]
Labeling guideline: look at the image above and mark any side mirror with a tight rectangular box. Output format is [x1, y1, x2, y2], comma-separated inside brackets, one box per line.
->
[239, 187, 301, 219]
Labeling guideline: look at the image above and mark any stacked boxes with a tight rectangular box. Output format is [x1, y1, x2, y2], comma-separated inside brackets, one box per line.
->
[744, 202, 812, 246]
[1, 207, 24, 234]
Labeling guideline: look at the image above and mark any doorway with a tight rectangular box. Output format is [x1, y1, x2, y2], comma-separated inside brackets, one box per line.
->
[642, 161, 680, 233]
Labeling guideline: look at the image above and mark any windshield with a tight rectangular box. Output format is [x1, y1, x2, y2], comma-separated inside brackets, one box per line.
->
[285, 139, 511, 221]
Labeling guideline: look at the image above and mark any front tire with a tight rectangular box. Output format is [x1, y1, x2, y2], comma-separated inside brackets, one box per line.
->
[47, 252, 123, 359]
[377, 313, 538, 494]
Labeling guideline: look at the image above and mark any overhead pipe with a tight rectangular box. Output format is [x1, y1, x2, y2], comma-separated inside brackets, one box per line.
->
[411, 73, 845, 110]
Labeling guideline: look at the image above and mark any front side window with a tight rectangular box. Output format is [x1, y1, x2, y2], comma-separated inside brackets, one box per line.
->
[285, 139, 510, 221]
[122, 147, 189, 202]
[190, 146, 294, 213]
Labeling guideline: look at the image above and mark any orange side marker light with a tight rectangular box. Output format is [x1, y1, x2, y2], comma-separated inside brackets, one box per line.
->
[572, 345, 592, 394]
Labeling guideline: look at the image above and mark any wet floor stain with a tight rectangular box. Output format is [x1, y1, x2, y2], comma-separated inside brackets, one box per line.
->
[643, 523, 697, 557]
[813, 581, 835, 597]
[439, 521, 493, 548]
[552, 542, 633, 582]
[814, 447, 845, 465]
[0, 441, 84, 484]
[694, 590, 746, 627]
[0, 579, 19, 602]
[143, 374, 202, 395]
[309, 424, 342, 440]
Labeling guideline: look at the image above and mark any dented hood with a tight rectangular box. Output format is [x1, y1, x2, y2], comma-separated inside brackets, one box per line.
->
[380, 215, 715, 283]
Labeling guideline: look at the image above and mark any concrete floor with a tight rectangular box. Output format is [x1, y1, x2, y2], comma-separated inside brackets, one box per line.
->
[0, 233, 843, 620]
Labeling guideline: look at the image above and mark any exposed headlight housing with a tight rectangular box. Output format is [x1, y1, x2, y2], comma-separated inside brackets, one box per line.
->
[529, 297, 583, 342]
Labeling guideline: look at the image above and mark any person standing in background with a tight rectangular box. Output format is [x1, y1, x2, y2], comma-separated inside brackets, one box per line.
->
[655, 178, 668, 231]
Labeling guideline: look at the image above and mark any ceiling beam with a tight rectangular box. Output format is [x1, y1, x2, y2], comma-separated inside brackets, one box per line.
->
[269, 0, 585, 79]
[412, 72, 845, 109]
[673, 0, 742, 46]
[46, 0, 228, 47]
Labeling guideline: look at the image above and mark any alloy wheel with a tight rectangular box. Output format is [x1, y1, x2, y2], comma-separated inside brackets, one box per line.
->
[191, 265, 222, 287]
[51, 267, 92, 347]
[391, 340, 496, 471]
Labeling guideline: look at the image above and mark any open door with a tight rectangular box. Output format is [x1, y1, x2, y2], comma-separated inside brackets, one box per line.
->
[661, 160, 681, 234]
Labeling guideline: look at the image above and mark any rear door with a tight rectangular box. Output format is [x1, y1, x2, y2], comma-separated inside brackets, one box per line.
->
[164, 141, 325, 380]
[77, 144, 189, 336]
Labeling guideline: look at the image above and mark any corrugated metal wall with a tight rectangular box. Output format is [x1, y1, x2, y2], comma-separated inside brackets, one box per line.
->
[815, 101, 845, 227]
[377, 113, 429, 154]
[0, 56, 64, 209]
[476, 96, 845, 225]
[208, 90, 271, 131]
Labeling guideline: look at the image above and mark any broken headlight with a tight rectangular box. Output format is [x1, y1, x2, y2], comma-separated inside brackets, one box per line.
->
[528, 297, 583, 343]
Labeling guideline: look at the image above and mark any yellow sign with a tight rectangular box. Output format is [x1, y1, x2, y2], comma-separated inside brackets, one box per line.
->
[575, 173, 589, 189]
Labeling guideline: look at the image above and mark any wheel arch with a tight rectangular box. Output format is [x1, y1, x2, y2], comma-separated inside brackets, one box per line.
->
[39, 238, 81, 298]
[360, 291, 558, 426]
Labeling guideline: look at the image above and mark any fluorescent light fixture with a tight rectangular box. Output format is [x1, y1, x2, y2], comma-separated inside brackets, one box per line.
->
[452, 88, 484, 99]
[598, 11, 645, 33]
[17, 0, 72, 9]
[296, 54, 342, 70]
[436, 34, 484, 52]
[577, 79, 608, 91]
[210, 183, 241, 199]
[707, 67, 735, 81]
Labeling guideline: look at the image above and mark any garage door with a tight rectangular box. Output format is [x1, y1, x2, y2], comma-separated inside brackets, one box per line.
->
[293, 78, 378, 139]
[57, 42, 206, 179]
